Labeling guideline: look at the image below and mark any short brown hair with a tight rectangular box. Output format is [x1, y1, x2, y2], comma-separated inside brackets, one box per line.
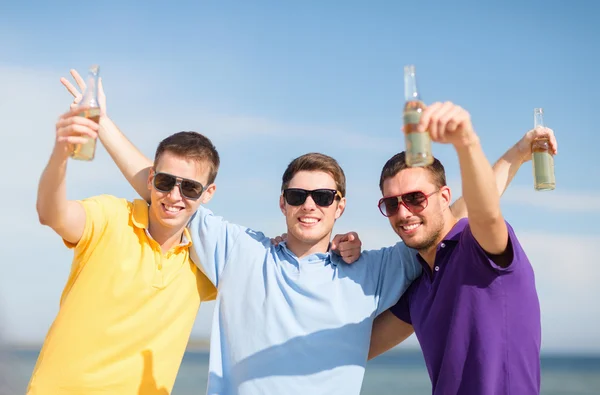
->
[154, 131, 220, 184]
[281, 153, 346, 197]
[379, 151, 446, 192]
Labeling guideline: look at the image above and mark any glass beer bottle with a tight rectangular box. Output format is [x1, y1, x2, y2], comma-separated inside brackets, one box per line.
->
[403, 65, 433, 167]
[70, 65, 101, 161]
[531, 108, 555, 191]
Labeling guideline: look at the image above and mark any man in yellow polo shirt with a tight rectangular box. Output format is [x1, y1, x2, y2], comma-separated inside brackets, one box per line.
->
[28, 105, 218, 394]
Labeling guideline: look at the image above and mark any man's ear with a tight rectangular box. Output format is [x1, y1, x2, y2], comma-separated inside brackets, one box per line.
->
[147, 168, 155, 194]
[279, 194, 286, 216]
[439, 186, 452, 209]
[335, 197, 346, 219]
[200, 184, 217, 204]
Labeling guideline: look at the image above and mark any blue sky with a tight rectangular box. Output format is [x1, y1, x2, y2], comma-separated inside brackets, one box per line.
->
[1, 1, 598, 354]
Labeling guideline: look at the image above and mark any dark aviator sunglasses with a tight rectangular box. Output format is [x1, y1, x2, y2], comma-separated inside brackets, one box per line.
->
[152, 172, 205, 200]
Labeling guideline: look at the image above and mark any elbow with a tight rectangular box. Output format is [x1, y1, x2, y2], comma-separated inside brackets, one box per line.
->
[36, 202, 48, 225]
[36, 202, 55, 227]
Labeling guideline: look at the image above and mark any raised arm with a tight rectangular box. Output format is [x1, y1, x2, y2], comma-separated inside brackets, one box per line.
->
[450, 127, 558, 219]
[61, 69, 152, 202]
[422, 102, 508, 258]
[36, 108, 99, 244]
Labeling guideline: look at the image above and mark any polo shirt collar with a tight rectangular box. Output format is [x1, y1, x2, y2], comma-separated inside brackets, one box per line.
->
[277, 241, 333, 265]
[415, 218, 468, 275]
[131, 199, 192, 248]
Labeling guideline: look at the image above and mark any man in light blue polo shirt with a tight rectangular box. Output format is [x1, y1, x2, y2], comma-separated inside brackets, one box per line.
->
[61, 70, 543, 395]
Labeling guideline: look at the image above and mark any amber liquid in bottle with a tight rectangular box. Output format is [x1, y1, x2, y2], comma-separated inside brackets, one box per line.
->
[70, 107, 100, 161]
[531, 108, 555, 191]
[403, 65, 433, 167]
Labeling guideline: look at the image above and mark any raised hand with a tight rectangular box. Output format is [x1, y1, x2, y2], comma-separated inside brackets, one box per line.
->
[418, 101, 477, 148]
[55, 107, 99, 156]
[60, 69, 107, 116]
[515, 127, 558, 163]
[330, 232, 362, 264]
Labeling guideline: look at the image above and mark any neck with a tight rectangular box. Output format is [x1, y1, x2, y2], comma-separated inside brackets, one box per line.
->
[285, 233, 331, 260]
[418, 213, 458, 269]
[147, 216, 186, 253]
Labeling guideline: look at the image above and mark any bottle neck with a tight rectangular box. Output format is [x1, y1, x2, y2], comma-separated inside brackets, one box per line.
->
[81, 70, 100, 107]
[534, 110, 544, 128]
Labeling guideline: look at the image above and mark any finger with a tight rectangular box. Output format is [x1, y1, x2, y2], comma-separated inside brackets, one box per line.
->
[60, 77, 80, 98]
[59, 114, 99, 129]
[546, 128, 558, 154]
[347, 233, 355, 242]
[432, 102, 456, 140]
[440, 106, 464, 136]
[330, 241, 338, 251]
[340, 246, 361, 256]
[419, 102, 443, 133]
[57, 124, 98, 138]
[71, 69, 86, 91]
[59, 106, 95, 122]
[58, 136, 94, 145]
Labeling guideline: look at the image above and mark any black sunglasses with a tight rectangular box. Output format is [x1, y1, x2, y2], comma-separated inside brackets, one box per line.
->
[152, 172, 205, 200]
[378, 190, 438, 217]
[283, 188, 342, 207]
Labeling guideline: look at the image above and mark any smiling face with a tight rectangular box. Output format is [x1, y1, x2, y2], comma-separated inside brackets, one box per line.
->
[147, 151, 215, 234]
[280, 170, 346, 254]
[381, 166, 451, 252]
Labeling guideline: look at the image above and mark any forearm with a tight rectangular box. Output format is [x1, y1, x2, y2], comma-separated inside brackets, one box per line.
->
[99, 117, 152, 202]
[450, 144, 523, 218]
[456, 138, 502, 222]
[36, 147, 70, 227]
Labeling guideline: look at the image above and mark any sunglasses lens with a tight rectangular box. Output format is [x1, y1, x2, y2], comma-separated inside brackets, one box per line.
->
[380, 197, 399, 217]
[311, 190, 336, 207]
[284, 189, 308, 206]
[180, 180, 204, 199]
[403, 192, 428, 212]
[153, 173, 176, 192]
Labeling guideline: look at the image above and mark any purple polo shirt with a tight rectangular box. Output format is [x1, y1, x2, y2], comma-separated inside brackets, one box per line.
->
[391, 218, 541, 395]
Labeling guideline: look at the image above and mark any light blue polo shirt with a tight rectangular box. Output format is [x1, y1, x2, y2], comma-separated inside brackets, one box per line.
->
[189, 206, 421, 395]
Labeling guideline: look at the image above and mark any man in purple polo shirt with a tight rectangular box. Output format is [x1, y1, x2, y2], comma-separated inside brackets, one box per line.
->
[368, 101, 546, 395]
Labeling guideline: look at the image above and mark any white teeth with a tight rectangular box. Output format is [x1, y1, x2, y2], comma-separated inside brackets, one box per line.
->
[402, 223, 420, 231]
[164, 204, 181, 212]
[300, 218, 318, 224]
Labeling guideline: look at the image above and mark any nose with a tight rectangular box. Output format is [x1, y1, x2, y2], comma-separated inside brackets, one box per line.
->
[167, 182, 183, 201]
[301, 195, 317, 210]
[396, 202, 413, 219]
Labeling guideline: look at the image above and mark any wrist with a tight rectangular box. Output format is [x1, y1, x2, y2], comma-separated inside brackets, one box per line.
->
[503, 143, 527, 165]
[453, 132, 481, 153]
[51, 144, 71, 162]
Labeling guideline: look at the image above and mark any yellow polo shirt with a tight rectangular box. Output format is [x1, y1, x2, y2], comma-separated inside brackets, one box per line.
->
[27, 194, 216, 394]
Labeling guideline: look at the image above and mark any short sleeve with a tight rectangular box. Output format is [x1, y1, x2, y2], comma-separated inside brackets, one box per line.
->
[461, 220, 524, 273]
[187, 206, 247, 287]
[61, 195, 126, 288]
[361, 242, 422, 316]
[390, 292, 412, 325]
[63, 194, 124, 253]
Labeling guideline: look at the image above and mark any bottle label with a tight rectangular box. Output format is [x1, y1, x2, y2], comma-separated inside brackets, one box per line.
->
[532, 152, 555, 188]
[403, 110, 421, 125]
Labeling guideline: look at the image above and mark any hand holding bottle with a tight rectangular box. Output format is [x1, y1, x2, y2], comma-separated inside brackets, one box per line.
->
[54, 107, 99, 158]
[514, 126, 558, 164]
[417, 101, 478, 149]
